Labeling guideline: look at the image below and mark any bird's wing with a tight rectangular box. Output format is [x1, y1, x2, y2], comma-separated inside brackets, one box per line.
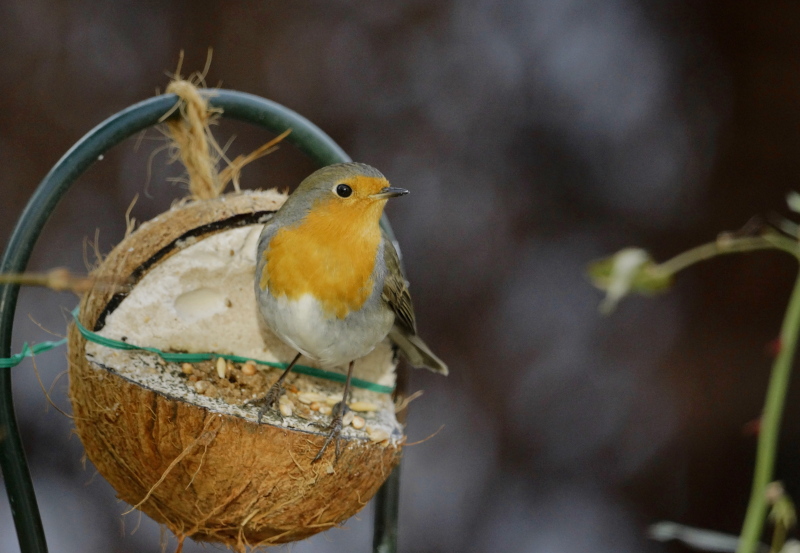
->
[381, 236, 417, 334]
[380, 233, 448, 375]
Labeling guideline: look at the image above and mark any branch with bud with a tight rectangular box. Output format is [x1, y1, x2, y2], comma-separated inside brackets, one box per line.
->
[588, 193, 800, 553]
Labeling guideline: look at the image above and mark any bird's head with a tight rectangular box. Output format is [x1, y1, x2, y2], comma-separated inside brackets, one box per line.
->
[278, 163, 408, 227]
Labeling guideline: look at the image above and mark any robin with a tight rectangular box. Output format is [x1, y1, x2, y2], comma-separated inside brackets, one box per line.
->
[254, 162, 447, 460]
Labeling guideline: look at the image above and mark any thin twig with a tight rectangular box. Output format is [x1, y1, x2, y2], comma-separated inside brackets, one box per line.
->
[656, 235, 799, 278]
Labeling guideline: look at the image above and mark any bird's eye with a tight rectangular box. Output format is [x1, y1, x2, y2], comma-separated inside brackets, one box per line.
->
[335, 184, 352, 198]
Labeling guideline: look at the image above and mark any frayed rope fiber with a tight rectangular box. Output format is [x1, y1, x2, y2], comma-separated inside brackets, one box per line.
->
[1, 308, 394, 394]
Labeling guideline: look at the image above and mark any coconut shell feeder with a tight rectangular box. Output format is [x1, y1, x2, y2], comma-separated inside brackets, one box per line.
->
[0, 87, 409, 552]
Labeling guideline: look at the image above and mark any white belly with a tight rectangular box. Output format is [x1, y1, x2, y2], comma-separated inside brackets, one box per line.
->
[261, 293, 394, 368]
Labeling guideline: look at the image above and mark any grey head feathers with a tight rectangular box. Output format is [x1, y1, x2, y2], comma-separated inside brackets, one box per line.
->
[270, 163, 386, 226]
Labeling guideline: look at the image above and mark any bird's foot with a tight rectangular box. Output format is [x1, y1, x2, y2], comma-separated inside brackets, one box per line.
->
[254, 382, 284, 423]
[312, 402, 349, 463]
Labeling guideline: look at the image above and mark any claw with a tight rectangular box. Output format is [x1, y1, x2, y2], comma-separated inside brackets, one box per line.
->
[254, 382, 284, 423]
[253, 352, 302, 423]
[312, 402, 349, 463]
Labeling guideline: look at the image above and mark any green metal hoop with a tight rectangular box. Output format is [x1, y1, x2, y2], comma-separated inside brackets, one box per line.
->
[0, 89, 401, 553]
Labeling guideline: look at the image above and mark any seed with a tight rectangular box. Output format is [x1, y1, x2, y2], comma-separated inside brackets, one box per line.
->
[226, 361, 235, 374]
[298, 392, 325, 405]
[310, 401, 321, 411]
[216, 358, 227, 379]
[366, 426, 389, 443]
[204, 386, 219, 398]
[349, 401, 378, 413]
[278, 396, 294, 417]
[351, 415, 366, 430]
[325, 396, 339, 406]
[181, 363, 193, 375]
[342, 410, 355, 427]
[194, 380, 209, 393]
[319, 404, 332, 416]
[242, 361, 257, 376]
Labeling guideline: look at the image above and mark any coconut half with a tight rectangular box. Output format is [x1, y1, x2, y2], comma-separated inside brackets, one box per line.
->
[68, 190, 404, 550]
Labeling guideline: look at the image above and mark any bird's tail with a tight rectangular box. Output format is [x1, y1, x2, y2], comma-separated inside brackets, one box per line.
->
[389, 328, 448, 375]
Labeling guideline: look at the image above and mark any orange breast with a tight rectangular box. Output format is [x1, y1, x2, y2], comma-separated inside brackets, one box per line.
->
[260, 196, 384, 319]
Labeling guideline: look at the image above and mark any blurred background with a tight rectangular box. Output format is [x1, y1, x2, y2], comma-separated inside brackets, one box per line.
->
[2, 1, 800, 552]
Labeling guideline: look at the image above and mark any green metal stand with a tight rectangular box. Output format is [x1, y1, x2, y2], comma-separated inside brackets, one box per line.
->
[0, 90, 400, 552]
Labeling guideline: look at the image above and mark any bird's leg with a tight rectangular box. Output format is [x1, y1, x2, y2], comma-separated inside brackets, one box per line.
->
[256, 352, 301, 423]
[312, 360, 355, 463]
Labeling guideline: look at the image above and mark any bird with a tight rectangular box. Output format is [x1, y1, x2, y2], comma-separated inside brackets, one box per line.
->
[254, 162, 447, 461]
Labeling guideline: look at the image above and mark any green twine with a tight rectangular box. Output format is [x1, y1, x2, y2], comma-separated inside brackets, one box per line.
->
[0, 339, 68, 369]
[1, 309, 394, 394]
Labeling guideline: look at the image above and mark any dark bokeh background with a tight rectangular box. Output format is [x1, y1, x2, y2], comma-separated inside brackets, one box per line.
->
[3, 1, 800, 552]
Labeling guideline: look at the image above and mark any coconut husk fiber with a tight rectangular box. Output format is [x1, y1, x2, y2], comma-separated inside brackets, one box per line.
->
[67, 77, 404, 551]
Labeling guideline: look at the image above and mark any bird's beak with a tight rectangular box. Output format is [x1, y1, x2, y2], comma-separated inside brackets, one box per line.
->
[371, 186, 409, 199]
